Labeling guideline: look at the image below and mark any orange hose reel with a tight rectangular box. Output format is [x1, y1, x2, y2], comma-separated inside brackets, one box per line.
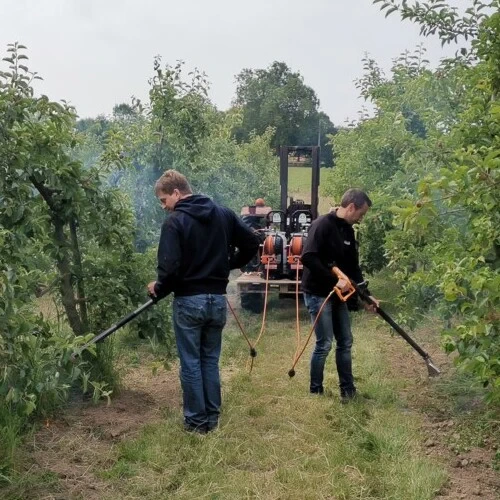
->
[287, 235, 304, 267]
[261, 234, 278, 268]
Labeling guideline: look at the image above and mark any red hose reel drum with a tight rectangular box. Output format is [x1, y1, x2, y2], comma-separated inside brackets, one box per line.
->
[263, 234, 276, 256]
[289, 235, 303, 256]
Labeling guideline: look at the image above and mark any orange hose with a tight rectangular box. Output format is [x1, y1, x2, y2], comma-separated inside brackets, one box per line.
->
[293, 259, 301, 361]
[226, 298, 254, 351]
[247, 263, 271, 373]
[288, 290, 335, 376]
[227, 261, 272, 374]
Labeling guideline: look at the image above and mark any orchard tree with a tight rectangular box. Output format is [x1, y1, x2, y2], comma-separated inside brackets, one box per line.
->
[0, 44, 173, 443]
[371, 0, 500, 398]
[86, 58, 280, 249]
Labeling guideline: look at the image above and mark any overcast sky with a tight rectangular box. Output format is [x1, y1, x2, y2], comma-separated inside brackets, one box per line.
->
[1, 0, 471, 124]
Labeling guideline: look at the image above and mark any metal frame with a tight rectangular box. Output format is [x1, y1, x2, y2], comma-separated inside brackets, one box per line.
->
[236, 145, 321, 301]
[279, 145, 320, 220]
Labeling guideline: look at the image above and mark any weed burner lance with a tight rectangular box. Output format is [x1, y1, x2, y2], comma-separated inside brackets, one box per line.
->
[332, 267, 440, 377]
[71, 298, 156, 361]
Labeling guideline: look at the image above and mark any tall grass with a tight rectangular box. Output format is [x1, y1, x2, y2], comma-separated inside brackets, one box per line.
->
[0, 408, 23, 478]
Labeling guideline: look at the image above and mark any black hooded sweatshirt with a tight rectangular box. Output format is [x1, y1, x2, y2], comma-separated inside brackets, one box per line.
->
[154, 194, 260, 298]
[301, 210, 365, 298]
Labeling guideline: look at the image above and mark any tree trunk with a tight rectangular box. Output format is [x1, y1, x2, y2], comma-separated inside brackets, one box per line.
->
[30, 176, 85, 336]
[69, 218, 89, 333]
[52, 214, 85, 336]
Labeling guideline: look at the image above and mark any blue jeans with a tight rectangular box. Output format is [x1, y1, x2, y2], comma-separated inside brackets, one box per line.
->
[173, 294, 227, 429]
[304, 293, 355, 397]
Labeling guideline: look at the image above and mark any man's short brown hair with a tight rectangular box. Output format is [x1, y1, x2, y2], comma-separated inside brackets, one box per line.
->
[340, 189, 372, 209]
[155, 169, 193, 195]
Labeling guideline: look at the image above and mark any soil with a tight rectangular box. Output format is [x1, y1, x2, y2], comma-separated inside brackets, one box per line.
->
[21, 365, 182, 500]
[376, 325, 500, 500]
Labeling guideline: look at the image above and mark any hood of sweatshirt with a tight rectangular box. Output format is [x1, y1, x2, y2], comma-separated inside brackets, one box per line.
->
[174, 194, 216, 223]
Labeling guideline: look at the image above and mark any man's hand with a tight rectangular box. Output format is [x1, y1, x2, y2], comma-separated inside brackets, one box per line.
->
[336, 277, 350, 293]
[363, 296, 380, 313]
[147, 281, 157, 297]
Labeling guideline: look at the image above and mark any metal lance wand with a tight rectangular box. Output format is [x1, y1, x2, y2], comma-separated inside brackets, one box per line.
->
[71, 299, 156, 361]
[332, 267, 440, 377]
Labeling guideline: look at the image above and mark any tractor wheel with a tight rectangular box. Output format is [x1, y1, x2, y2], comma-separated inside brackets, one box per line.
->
[240, 291, 264, 313]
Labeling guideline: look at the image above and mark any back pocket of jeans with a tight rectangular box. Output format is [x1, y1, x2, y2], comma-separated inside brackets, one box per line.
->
[175, 296, 205, 324]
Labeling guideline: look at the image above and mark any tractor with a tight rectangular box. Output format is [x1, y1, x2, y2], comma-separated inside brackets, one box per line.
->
[236, 146, 320, 312]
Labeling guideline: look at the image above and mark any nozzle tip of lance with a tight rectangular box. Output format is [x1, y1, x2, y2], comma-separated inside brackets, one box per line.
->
[288, 369, 296, 378]
[426, 358, 440, 377]
[250, 348, 257, 358]
[70, 353, 78, 363]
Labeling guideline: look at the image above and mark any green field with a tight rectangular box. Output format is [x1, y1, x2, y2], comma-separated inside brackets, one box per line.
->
[288, 166, 336, 215]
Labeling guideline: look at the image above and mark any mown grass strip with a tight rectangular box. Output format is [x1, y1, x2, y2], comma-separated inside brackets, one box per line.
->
[99, 303, 446, 499]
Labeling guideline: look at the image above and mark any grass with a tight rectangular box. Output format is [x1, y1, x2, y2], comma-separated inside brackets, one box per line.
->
[1, 470, 60, 499]
[90, 300, 446, 499]
[0, 408, 23, 478]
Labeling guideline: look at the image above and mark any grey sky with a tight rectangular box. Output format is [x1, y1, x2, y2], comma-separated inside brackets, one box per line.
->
[1, 0, 470, 124]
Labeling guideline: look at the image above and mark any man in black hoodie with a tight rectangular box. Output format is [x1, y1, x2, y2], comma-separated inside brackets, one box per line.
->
[301, 189, 379, 403]
[147, 170, 260, 433]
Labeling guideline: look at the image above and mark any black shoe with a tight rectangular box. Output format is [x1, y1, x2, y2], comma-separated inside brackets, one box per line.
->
[310, 387, 324, 395]
[184, 423, 208, 434]
[207, 421, 219, 432]
[340, 391, 357, 404]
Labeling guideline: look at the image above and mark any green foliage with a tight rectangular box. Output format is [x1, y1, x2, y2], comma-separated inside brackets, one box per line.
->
[357, 194, 393, 273]
[0, 226, 87, 469]
[0, 44, 85, 468]
[191, 116, 280, 211]
[382, 1, 500, 400]
[76, 58, 281, 243]
[324, 4, 500, 400]
[146, 60, 280, 211]
[373, 0, 496, 45]
[149, 58, 212, 164]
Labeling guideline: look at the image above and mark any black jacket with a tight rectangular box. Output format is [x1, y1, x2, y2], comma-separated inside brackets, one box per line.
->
[154, 195, 260, 298]
[301, 211, 364, 297]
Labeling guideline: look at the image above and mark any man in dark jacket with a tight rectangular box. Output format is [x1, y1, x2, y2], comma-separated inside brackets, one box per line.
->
[147, 170, 260, 433]
[301, 188, 379, 403]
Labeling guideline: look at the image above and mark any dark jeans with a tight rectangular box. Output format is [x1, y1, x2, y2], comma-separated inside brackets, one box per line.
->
[173, 294, 227, 430]
[304, 293, 355, 397]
